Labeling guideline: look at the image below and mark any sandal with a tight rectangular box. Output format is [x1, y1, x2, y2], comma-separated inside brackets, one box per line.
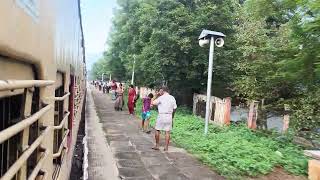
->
[151, 146, 160, 151]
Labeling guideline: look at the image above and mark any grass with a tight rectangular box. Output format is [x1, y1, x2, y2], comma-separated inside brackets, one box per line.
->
[132, 96, 308, 178]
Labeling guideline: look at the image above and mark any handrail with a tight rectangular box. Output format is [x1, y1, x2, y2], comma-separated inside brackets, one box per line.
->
[0, 105, 53, 144]
[0, 127, 50, 180]
[53, 112, 70, 130]
[0, 80, 54, 91]
[54, 92, 70, 101]
[27, 149, 49, 180]
[53, 130, 69, 158]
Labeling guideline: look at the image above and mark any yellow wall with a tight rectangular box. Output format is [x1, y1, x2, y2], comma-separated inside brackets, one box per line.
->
[0, 0, 84, 79]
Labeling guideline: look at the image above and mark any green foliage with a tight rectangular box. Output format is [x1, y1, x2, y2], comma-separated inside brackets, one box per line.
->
[233, 0, 320, 131]
[134, 101, 308, 178]
[91, 58, 109, 80]
[290, 88, 320, 132]
[173, 119, 308, 177]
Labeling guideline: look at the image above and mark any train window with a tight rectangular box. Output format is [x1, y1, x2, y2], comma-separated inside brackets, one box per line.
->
[54, 86, 64, 165]
[0, 94, 23, 179]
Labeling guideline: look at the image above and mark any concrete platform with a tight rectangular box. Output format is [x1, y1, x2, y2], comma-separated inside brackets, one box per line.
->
[85, 87, 119, 180]
[87, 87, 224, 180]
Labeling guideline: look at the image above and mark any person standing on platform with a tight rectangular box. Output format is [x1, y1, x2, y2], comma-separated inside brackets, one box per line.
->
[151, 86, 177, 151]
[127, 85, 136, 115]
[141, 93, 153, 133]
[107, 80, 111, 93]
[114, 83, 124, 111]
[111, 80, 117, 100]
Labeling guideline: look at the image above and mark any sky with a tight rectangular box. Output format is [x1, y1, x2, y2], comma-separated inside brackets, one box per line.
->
[81, 0, 118, 70]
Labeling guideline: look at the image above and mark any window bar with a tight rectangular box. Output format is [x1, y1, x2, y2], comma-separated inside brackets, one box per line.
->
[0, 105, 52, 144]
[0, 127, 50, 180]
[0, 80, 54, 91]
[53, 112, 70, 130]
[27, 149, 48, 180]
[54, 92, 70, 101]
[18, 88, 34, 180]
[53, 130, 69, 158]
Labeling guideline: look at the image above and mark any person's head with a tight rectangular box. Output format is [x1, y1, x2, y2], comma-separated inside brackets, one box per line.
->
[129, 84, 134, 89]
[148, 93, 154, 99]
[159, 86, 169, 95]
[120, 83, 122, 87]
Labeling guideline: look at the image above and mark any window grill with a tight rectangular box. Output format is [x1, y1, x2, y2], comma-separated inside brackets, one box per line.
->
[0, 95, 23, 180]
[52, 83, 70, 179]
[54, 86, 64, 165]
[0, 80, 54, 180]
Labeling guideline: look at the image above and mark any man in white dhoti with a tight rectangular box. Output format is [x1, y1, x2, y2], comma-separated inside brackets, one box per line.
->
[151, 86, 177, 151]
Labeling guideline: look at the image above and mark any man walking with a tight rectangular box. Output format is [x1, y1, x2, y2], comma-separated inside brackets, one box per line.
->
[151, 86, 177, 151]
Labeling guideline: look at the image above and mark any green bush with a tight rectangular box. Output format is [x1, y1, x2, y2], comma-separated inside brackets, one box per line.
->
[291, 88, 320, 133]
[134, 101, 308, 178]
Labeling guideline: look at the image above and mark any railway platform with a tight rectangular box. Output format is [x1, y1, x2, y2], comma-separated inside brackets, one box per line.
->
[85, 87, 224, 180]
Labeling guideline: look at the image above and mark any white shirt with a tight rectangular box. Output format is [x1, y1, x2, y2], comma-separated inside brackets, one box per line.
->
[153, 93, 177, 114]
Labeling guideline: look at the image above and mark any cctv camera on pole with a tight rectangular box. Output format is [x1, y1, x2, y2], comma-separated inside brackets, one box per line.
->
[198, 29, 225, 135]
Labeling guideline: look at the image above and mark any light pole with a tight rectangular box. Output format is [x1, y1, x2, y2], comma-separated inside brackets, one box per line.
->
[198, 29, 225, 135]
[101, 73, 105, 81]
[131, 55, 136, 85]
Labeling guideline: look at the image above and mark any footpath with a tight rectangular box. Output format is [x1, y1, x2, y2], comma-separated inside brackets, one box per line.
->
[86, 87, 224, 180]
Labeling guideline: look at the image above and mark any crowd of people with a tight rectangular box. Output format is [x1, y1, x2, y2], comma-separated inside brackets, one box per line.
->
[91, 80, 177, 151]
[91, 80, 138, 113]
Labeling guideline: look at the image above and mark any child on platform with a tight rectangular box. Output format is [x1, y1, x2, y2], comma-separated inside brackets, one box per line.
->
[141, 93, 153, 133]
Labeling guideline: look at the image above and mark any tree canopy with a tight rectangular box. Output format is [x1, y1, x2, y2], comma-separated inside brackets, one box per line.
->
[92, 0, 319, 132]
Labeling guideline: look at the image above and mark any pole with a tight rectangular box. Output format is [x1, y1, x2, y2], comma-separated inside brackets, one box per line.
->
[109, 74, 112, 81]
[204, 36, 214, 135]
[101, 73, 104, 81]
[131, 58, 135, 85]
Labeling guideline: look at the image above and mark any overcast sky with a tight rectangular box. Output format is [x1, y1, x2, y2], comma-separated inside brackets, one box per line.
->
[81, 0, 118, 70]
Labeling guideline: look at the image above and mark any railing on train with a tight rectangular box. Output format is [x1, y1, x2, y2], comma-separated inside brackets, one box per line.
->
[0, 80, 54, 180]
[53, 92, 70, 159]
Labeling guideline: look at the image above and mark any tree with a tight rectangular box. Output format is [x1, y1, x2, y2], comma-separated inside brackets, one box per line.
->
[99, 0, 239, 104]
[91, 58, 109, 80]
[233, 0, 320, 131]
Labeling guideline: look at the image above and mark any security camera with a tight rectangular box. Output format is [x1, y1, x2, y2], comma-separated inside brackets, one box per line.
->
[215, 38, 224, 47]
[199, 38, 210, 47]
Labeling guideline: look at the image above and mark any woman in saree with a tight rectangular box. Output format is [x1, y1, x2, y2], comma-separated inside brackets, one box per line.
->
[127, 85, 136, 115]
[114, 83, 124, 111]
